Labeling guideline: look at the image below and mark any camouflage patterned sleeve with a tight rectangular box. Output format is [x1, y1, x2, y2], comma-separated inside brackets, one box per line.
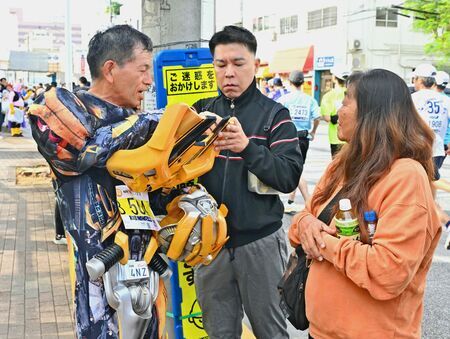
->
[28, 87, 161, 177]
[76, 113, 159, 172]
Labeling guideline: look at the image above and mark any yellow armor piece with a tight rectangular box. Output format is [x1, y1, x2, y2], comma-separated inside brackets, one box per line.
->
[107, 103, 229, 192]
[158, 186, 229, 266]
[114, 231, 130, 265]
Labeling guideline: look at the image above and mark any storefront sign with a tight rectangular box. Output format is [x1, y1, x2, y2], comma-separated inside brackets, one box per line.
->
[316, 56, 335, 70]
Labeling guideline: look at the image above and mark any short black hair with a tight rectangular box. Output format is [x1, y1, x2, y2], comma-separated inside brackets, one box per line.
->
[79, 76, 88, 85]
[291, 80, 304, 87]
[336, 77, 346, 86]
[0, 78, 6, 82]
[209, 25, 257, 56]
[418, 76, 435, 88]
[87, 24, 153, 80]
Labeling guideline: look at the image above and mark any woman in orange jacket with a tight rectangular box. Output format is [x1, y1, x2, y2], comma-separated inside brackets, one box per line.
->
[289, 69, 441, 338]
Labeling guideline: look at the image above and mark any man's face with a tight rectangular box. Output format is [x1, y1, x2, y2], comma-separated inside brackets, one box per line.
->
[0, 79, 7, 87]
[413, 77, 422, 91]
[110, 47, 153, 108]
[213, 43, 258, 99]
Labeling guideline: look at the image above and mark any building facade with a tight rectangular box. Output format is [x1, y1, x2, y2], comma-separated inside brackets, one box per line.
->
[216, 0, 438, 102]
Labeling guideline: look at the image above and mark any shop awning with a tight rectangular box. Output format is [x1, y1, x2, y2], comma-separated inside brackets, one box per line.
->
[269, 46, 314, 74]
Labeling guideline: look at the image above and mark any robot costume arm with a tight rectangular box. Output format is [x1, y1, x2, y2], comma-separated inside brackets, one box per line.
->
[76, 113, 159, 172]
[28, 87, 160, 177]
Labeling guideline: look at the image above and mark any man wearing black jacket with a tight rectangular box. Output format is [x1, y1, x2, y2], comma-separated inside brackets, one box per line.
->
[193, 26, 302, 339]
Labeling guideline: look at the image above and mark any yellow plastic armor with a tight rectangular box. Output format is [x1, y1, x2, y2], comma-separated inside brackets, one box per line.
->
[107, 103, 228, 192]
[158, 186, 228, 266]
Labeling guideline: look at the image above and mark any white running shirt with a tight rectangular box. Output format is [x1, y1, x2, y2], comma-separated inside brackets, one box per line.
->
[412, 89, 449, 157]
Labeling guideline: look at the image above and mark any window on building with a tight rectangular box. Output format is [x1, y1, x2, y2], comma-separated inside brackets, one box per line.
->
[264, 16, 270, 30]
[323, 7, 337, 27]
[280, 15, 298, 34]
[308, 7, 337, 30]
[253, 15, 275, 32]
[308, 10, 322, 30]
[376, 7, 398, 27]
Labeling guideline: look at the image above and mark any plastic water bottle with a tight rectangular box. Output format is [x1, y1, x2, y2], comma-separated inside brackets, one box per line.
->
[364, 210, 377, 244]
[334, 199, 360, 240]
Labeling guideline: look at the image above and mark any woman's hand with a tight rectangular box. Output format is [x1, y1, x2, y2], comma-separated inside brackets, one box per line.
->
[297, 214, 336, 261]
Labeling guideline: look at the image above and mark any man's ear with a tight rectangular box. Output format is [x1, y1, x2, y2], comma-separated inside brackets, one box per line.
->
[102, 60, 116, 84]
[254, 57, 260, 72]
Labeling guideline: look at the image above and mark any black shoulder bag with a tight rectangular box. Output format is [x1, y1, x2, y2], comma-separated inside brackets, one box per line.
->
[278, 191, 342, 330]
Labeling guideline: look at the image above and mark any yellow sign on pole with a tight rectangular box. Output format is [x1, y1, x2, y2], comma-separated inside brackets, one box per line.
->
[163, 64, 218, 107]
[162, 63, 217, 339]
[177, 262, 208, 338]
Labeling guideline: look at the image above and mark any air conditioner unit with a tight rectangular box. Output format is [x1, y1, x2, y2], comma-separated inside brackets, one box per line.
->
[353, 39, 362, 50]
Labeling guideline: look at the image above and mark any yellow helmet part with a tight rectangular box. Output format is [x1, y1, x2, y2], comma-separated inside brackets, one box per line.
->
[106, 103, 229, 192]
[158, 187, 228, 266]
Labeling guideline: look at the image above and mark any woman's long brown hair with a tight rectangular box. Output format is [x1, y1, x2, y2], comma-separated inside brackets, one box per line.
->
[311, 69, 435, 226]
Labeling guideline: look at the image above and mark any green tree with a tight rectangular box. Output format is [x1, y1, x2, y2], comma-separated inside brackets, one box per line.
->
[402, 0, 450, 65]
[106, 1, 123, 17]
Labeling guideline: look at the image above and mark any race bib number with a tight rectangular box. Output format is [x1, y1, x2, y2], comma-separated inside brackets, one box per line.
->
[290, 104, 309, 121]
[115, 185, 160, 231]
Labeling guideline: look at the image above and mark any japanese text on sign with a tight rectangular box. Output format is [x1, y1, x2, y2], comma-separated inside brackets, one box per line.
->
[178, 261, 209, 337]
[165, 67, 217, 96]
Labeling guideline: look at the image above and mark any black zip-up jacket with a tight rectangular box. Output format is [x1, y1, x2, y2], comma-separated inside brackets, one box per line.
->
[193, 79, 303, 247]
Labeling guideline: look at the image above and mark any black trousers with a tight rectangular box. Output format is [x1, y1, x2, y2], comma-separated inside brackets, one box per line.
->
[330, 143, 343, 158]
[297, 131, 310, 165]
[54, 202, 65, 236]
[0, 112, 5, 130]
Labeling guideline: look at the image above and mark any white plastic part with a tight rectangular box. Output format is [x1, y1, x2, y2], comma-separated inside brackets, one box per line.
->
[339, 198, 352, 211]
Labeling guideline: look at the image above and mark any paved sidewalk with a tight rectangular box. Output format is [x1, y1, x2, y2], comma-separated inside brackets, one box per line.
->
[0, 131, 75, 338]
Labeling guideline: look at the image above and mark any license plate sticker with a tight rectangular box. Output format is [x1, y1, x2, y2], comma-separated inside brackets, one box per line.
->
[122, 260, 149, 281]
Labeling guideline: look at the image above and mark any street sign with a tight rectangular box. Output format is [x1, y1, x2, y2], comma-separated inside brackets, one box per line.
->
[153, 48, 218, 109]
[163, 64, 217, 106]
[315, 56, 335, 70]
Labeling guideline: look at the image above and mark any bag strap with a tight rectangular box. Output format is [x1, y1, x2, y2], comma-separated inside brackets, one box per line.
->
[263, 102, 285, 133]
[316, 189, 343, 225]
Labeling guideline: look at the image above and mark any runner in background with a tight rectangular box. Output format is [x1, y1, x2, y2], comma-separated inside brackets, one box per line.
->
[411, 63, 450, 240]
[278, 70, 320, 213]
[433, 70, 450, 248]
[268, 77, 289, 101]
[320, 66, 349, 158]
